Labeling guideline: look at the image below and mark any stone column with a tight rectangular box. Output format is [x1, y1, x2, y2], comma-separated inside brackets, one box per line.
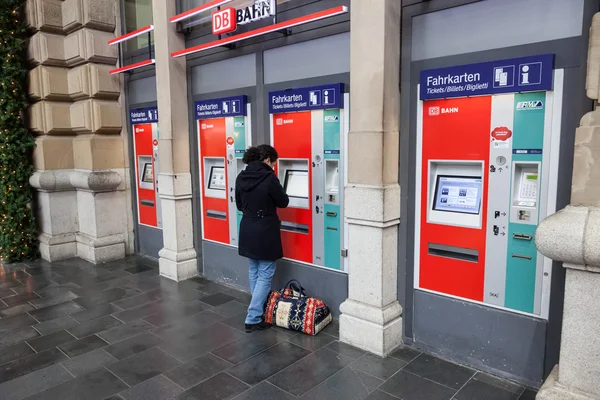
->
[151, 0, 197, 281]
[339, 0, 403, 357]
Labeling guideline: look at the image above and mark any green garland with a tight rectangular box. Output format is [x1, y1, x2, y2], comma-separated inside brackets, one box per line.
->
[0, 1, 38, 263]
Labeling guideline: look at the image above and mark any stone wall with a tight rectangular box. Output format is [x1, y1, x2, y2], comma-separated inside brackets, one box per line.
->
[25, 0, 132, 263]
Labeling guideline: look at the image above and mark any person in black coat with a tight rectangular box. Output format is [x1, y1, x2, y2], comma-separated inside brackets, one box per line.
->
[235, 144, 289, 332]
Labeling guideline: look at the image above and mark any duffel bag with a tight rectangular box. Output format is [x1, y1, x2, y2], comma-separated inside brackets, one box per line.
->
[264, 279, 332, 335]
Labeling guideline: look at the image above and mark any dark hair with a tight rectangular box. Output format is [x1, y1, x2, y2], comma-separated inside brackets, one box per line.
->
[242, 144, 278, 164]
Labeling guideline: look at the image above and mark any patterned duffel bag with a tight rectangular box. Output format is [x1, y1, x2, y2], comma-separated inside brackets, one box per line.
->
[264, 280, 332, 335]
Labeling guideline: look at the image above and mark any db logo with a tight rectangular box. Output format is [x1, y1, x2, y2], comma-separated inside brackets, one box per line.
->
[428, 106, 440, 116]
[276, 118, 283, 126]
[201, 124, 207, 129]
[491, 126, 513, 141]
[152, 139, 158, 146]
[135, 128, 141, 133]
[226, 137, 234, 145]
[212, 8, 236, 35]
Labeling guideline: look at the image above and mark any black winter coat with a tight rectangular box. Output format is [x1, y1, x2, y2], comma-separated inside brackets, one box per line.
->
[235, 162, 289, 261]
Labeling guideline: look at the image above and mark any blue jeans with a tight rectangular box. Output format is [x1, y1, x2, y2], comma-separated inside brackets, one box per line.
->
[246, 258, 276, 325]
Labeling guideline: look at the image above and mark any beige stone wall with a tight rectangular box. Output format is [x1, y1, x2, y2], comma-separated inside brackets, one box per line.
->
[26, 0, 131, 263]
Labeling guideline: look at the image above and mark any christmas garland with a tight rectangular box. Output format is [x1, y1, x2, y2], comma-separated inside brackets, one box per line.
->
[0, 1, 38, 262]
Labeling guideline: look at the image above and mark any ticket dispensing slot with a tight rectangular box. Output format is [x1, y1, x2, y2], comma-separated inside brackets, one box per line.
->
[428, 243, 479, 263]
[204, 157, 226, 219]
[279, 159, 310, 234]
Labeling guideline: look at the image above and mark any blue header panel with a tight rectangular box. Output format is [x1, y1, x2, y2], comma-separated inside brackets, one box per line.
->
[130, 107, 158, 124]
[269, 83, 344, 113]
[420, 54, 554, 100]
[195, 95, 247, 119]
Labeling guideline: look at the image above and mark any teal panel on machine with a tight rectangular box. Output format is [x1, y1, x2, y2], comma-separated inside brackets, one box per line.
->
[323, 109, 341, 270]
[504, 92, 546, 313]
[234, 116, 246, 242]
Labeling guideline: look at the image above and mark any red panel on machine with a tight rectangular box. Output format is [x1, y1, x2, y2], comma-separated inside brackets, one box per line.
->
[272, 111, 313, 264]
[420, 96, 492, 301]
[134, 124, 157, 227]
[199, 118, 230, 244]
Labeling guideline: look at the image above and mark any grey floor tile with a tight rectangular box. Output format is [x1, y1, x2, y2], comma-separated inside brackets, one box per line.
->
[119, 374, 183, 400]
[403, 354, 475, 390]
[0, 348, 67, 384]
[33, 315, 79, 336]
[228, 341, 311, 385]
[0, 288, 17, 298]
[519, 389, 537, 400]
[380, 370, 456, 400]
[0, 326, 40, 348]
[175, 372, 249, 400]
[70, 303, 122, 323]
[24, 368, 129, 400]
[163, 353, 232, 390]
[34, 284, 81, 299]
[112, 289, 164, 310]
[351, 354, 406, 381]
[268, 348, 354, 396]
[158, 322, 246, 363]
[67, 315, 122, 338]
[28, 301, 84, 322]
[472, 372, 525, 394]
[152, 311, 225, 342]
[97, 319, 154, 344]
[220, 287, 252, 304]
[211, 300, 248, 318]
[300, 366, 377, 400]
[59, 335, 108, 358]
[0, 303, 35, 318]
[219, 312, 249, 332]
[3, 292, 40, 307]
[389, 346, 422, 363]
[29, 291, 79, 308]
[324, 341, 366, 360]
[198, 292, 236, 307]
[211, 328, 290, 364]
[353, 368, 386, 393]
[26, 329, 76, 352]
[0, 313, 37, 333]
[365, 390, 401, 400]
[320, 320, 339, 338]
[287, 331, 337, 352]
[74, 287, 140, 310]
[106, 347, 181, 386]
[0, 364, 72, 400]
[112, 299, 170, 323]
[61, 349, 117, 377]
[0, 342, 36, 366]
[104, 332, 163, 360]
[454, 379, 520, 400]
[233, 382, 295, 400]
[123, 264, 155, 275]
[142, 301, 206, 328]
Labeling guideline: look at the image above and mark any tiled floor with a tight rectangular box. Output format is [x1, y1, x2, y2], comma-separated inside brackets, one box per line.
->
[0, 256, 538, 400]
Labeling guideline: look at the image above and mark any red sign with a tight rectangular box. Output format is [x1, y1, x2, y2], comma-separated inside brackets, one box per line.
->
[226, 136, 234, 145]
[212, 8, 236, 35]
[152, 139, 158, 146]
[491, 126, 512, 141]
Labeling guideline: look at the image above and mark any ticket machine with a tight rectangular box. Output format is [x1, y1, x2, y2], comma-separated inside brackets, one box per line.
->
[269, 83, 347, 270]
[415, 54, 562, 318]
[130, 107, 161, 228]
[196, 96, 251, 246]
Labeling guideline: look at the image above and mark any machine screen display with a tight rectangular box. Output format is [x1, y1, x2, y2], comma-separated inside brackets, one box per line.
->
[433, 175, 482, 215]
[141, 163, 153, 183]
[208, 166, 226, 190]
[284, 170, 309, 199]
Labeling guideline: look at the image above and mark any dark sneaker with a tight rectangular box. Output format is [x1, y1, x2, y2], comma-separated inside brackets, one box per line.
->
[245, 321, 272, 333]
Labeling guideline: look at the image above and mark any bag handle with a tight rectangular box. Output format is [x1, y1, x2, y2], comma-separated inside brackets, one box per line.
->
[283, 279, 307, 298]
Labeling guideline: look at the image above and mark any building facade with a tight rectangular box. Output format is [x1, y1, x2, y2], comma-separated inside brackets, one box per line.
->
[25, 0, 600, 391]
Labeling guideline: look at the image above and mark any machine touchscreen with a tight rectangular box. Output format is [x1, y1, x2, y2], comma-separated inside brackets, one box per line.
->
[141, 163, 153, 183]
[433, 175, 482, 215]
[208, 166, 226, 190]
[284, 170, 309, 198]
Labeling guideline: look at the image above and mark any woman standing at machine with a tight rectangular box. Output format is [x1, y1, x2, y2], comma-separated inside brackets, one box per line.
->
[235, 144, 289, 332]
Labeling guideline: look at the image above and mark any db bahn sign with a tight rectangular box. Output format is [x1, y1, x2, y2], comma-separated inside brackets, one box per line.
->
[212, 0, 276, 35]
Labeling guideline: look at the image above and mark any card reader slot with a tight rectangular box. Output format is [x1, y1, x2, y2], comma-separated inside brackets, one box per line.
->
[140, 200, 155, 207]
[512, 234, 532, 241]
[511, 254, 532, 260]
[428, 243, 478, 263]
[206, 210, 227, 220]
[280, 221, 309, 235]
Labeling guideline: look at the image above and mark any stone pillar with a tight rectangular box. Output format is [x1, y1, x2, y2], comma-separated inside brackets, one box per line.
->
[26, 0, 130, 263]
[339, 0, 403, 357]
[151, 0, 197, 281]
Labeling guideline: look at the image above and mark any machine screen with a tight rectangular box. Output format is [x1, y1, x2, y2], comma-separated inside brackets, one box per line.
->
[208, 166, 226, 190]
[433, 175, 482, 215]
[141, 163, 153, 183]
[284, 170, 309, 198]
